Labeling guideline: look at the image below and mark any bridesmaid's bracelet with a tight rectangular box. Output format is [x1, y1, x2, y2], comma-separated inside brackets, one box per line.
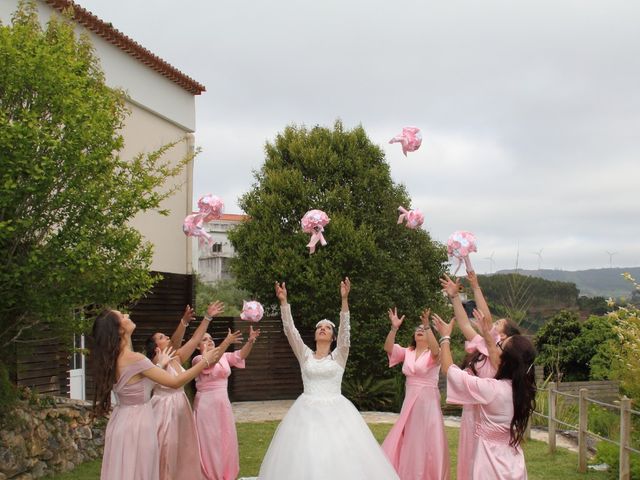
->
[181, 319, 189, 327]
[204, 357, 211, 367]
[438, 336, 451, 345]
[390, 326, 399, 332]
[203, 315, 213, 322]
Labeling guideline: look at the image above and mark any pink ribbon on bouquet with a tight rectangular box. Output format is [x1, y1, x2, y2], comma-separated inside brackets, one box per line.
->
[397, 206, 425, 229]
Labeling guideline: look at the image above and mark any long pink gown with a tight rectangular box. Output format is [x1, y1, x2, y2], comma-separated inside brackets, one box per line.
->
[101, 357, 159, 480]
[458, 334, 499, 479]
[193, 351, 245, 480]
[382, 345, 450, 480]
[150, 362, 203, 480]
[447, 365, 527, 480]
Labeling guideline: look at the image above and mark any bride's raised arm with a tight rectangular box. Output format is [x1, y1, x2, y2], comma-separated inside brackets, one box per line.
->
[276, 281, 309, 362]
[335, 277, 351, 369]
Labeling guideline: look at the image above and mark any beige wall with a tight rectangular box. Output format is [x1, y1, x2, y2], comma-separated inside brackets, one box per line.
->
[121, 102, 194, 275]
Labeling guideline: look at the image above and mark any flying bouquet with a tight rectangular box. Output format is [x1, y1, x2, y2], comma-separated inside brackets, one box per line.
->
[389, 127, 422, 156]
[397, 206, 424, 229]
[447, 231, 477, 274]
[240, 301, 264, 322]
[301, 209, 330, 254]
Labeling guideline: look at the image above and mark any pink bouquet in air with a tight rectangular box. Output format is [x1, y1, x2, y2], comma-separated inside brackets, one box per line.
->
[182, 193, 225, 245]
[389, 127, 422, 156]
[447, 231, 477, 274]
[301, 209, 330, 254]
[397, 206, 425, 229]
[182, 213, 213, 246]
[197, 194, 224, 222]
[240, 301, 264, 322]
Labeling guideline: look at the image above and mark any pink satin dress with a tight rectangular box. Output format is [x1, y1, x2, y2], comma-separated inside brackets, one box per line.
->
[101, 357, 159, 480]
[150, 362, 203, 480]
[447, 365, 527, 480]
[193, 351, 245, 480]
[382, 345, 450, 480]
[458, 334, 499, 480]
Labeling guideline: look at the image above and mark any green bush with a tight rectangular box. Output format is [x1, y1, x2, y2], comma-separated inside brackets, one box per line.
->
[0, 363, 16, 417]
[342, 374, 396, 411]
[195, 278, 249, 317]
[595, 441, 640, 479]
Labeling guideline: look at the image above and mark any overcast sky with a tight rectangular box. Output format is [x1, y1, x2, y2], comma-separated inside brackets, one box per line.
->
[76, 0, 640, 273]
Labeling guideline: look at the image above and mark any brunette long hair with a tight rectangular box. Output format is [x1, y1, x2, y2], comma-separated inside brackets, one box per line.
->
[495, 334, 537, 448]
[91, 309, 122, 416]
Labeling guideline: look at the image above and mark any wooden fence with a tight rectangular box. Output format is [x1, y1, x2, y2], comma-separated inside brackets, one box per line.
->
[198, 316, 313, 401]
[531, 382, 639, 479]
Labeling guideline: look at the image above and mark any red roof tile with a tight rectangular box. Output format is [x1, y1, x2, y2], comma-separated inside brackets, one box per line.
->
[44, 0, 206, 95]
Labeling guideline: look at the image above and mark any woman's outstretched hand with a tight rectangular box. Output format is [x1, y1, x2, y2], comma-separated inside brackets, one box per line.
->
[420, 308, 431, 327]
[206, 300, 225, 318]
[439, 274, 461, 298]
[388, 307, 405, 330]
[340, 277, 351, 299]
[181, 305, 196, 325]
[225, 328, 243, 345]
[431, 313, 455, 338]
[155, 346, 177, 368]
[248, 325, 261, 343]
[275, 281, 288, 306]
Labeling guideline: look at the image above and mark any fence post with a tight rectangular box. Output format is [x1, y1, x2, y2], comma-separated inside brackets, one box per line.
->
[578, 388, 588, 473]
[548, 382, 556, 453]
[619, 396, 631, 480]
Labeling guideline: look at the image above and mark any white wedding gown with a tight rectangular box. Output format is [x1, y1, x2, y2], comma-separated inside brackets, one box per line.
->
[251, 304, 400, 480]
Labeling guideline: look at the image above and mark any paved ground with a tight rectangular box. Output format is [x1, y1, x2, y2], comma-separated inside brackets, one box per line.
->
[232, 399, 579, 452]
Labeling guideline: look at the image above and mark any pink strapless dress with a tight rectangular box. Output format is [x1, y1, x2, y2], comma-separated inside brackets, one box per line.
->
[151, 362, 203, 480]
[101, 357, 159, 480]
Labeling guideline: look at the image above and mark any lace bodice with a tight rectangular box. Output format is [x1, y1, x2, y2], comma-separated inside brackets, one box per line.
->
[281, 304, 350, 398]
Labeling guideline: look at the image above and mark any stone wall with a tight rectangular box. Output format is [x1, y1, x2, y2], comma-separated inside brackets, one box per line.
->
[0, 395, 105, 479]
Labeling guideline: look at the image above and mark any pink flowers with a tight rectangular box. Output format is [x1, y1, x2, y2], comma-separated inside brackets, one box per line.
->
[197, 194, 224, 222]
[389, 127, 422, 156]
[240, 301, 264, 322]
[301, 209, 330, 254]
[447, 231, 478, 274]
[397, 206, 425, 229]
[183, 193, 225, 245]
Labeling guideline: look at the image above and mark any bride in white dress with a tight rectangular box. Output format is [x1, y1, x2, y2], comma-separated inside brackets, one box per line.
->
[254, 278, 399, 480]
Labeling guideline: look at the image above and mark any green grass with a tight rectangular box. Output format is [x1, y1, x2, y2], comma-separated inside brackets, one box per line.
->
[48, 423, 610, 479]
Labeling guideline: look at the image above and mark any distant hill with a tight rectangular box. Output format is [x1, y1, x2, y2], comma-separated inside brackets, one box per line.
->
[496, 267, 640, 298]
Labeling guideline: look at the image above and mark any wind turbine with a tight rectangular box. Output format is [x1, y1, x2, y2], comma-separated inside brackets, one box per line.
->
[606, 251, 618, 269]
[531, 248, 544, 270]
[484, 251, 496, 274]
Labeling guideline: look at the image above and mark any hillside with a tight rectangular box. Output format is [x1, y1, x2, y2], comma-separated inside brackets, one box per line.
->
[496, 267, 640, 298]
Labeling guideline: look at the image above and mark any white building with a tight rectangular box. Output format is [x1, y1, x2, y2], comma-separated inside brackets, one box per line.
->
[198, 214, 249, 284]
[1, 0, 205, 400]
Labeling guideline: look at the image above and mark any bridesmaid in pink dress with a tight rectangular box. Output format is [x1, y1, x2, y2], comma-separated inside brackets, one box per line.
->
[382, 307, 450, 480]
[440, 273, 521, 480]
[91, 309, 239, 480]
[145, 301, 229, 480]
[193, 326, 260, 480]
[433, 311, 537, 480]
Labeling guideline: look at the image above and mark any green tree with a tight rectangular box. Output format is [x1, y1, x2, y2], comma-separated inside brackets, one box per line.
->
[535, 311, 586, 381]
[0, 3, 193, 358]
[228, 121, 447, 381]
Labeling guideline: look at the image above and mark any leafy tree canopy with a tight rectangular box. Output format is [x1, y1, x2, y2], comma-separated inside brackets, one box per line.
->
[0, 1, 193, 350]
[228, 121, 447, 379]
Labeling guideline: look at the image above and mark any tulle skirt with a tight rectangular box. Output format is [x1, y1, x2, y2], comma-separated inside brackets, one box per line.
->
[257, 393, 399, 480]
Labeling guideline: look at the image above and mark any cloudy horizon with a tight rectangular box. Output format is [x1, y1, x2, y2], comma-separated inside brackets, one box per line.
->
[72, 0, 640, 273]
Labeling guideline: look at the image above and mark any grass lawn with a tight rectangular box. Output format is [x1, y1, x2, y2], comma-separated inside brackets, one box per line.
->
[47, 422, 609, 479]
